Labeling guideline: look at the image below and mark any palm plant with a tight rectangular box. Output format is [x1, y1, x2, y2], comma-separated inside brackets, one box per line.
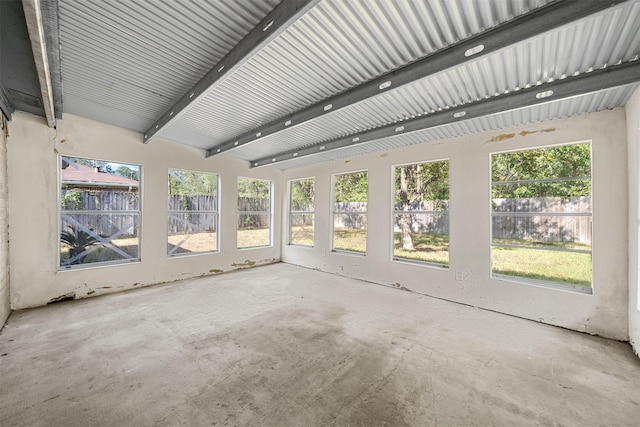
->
[60, 227, 99, 263]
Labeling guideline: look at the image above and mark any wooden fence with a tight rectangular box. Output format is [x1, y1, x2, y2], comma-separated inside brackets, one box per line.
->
[391, 197, 591, 244]
[62, 191, 273, 235]
[492, 196, 591, 244]
[61, 190, 591, 244]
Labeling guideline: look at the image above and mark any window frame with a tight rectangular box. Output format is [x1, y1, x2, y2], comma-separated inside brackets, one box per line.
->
[489, 141, 593, 294]
[237, 177, 273, 249]
[391, 159, 450, 269]
[167, 168, 219, 257]
[58, 155, 142, 270]
[331, 169, 368, 255]
[288, 177, 315, 247]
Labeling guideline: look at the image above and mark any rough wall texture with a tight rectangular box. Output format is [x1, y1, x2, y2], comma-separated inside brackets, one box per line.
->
[283, 109, 630, 341]
[7, 112, 282, 309]
[0, 115, 10, 328]
[627, 86, 640, 358]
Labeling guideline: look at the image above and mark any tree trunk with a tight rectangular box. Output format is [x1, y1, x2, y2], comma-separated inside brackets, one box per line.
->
[399, 167, 414, 250]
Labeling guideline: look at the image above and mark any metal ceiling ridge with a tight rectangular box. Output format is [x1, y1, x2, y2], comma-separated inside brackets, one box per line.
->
[143, 0, 321, 144]
[250, 59, 640, 168]
[206, 0, 629, 158]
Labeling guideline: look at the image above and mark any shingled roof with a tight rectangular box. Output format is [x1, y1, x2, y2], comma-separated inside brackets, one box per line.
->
[61, 162, 138, 188]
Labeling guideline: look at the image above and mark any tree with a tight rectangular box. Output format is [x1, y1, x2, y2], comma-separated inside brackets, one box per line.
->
[334, 171, 367, 203]
[291, 178, 314, 211]
[395, 161, 449, 250]
[492, 144, 591, 198]
[115, 165, 139, 181]
[169, 170, 217, 195]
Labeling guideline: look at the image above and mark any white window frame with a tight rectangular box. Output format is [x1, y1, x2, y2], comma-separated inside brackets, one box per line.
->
[331, 170, 368, 255]
[288, 177, 315, 247]
[167, 168, 219, 257]
[237, 177, 273, 249]
[490, 142, 593, 294]
[391, 159, 450, 268]
[58, 155, 141, 270]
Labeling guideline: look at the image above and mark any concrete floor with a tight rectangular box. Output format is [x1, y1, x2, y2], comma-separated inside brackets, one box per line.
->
[1, 263, 639, 426]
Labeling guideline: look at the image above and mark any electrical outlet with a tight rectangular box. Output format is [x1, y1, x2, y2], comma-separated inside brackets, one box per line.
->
[322, 249, 326, 257]
[455, 270, 464, 281]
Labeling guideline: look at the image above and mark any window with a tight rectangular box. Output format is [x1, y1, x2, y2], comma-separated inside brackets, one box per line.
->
[168, 169, 218, 256]
[289, 178, 315, 246]
[237, 178, 271, 248]
[491, 143, 592, 292]
[59, 156, 140, 269]
[333, 171, 367, 254]
[393, 160, 449, 267]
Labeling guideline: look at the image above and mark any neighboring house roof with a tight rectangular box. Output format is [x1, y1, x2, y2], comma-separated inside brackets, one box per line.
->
[61, 163, 139, 188]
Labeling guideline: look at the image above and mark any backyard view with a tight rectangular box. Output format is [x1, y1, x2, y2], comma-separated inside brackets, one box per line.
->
[289, 178, 315, 246]
[59, 156, 140, 268]
[491, 143, 592, 289]
[393, 160, 449, 266]
[333, 171, 368, 253]
[168, 169, 218, 256]
[237, 178, 271, 248]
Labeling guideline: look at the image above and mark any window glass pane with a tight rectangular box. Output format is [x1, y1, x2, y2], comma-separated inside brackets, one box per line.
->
[238, 178, 271, 248]
[492, 247, 592, 288]
[393, 161, 449, 266]
[168, 213, 218, 255]
[393, 213, 449, 265]
[238, 178, 270, 211]
[237, 213, 270, 247]
[290, 178, 315, 246]
[333, 214, 367, 253]
[290, 214, 314, 246]
[491, 143, 592, 290]
[291, 178, 315, 211]
[333, 171, 367, 253]
[168, 169, 218, 256]
[60, 156, 140, 268]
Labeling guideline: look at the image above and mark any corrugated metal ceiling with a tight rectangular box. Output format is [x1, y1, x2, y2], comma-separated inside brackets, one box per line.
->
[229, 0, 640, 161]
[160, 0, 555, 146]
[55, 0, 640, 169]
[58, 0, 280, 132]
[271, 83, 638, 169]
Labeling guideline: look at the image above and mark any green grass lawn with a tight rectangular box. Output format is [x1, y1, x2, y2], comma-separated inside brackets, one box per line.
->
[237, 227, 270, 248]
[333, 227, 366, 253]
[290, 225, 314, 246]
[393, 232, 449, 266]
[61, 227, 592, 288]
[492, 239, 591, 287]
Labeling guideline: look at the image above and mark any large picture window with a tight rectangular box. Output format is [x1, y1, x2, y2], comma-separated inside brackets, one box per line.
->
[168, 169, 218, 256]
[393, 160, 449, 267]
[333, 171, 367, 254]
[289, 178, 314, 246]
[491, 143, 592, 292]
[237, 178, 272, 248]
[59, 156, 140, 269]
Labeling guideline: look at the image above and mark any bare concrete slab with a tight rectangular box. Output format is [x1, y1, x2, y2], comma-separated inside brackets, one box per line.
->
[1, 263, 639, 426]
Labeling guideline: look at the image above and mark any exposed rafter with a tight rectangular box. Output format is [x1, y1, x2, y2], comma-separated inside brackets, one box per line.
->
[250, 60, 640, 168]
[0, 84, 14, 121]
[207, 0, 628, 158]
[22, 0, 58, 127]
[143, 0, 321, 144]
[39, 0, 63, 120]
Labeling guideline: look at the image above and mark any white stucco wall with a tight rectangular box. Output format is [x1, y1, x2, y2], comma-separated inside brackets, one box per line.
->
[7, 112, 282, 309]
[283, 108, 629, 340]
[0, 114, 10, 327]
[627, 86, 640, 357]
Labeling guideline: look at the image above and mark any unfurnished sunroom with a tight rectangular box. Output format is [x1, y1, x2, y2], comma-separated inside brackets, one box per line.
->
[1, 0, 640, 424]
